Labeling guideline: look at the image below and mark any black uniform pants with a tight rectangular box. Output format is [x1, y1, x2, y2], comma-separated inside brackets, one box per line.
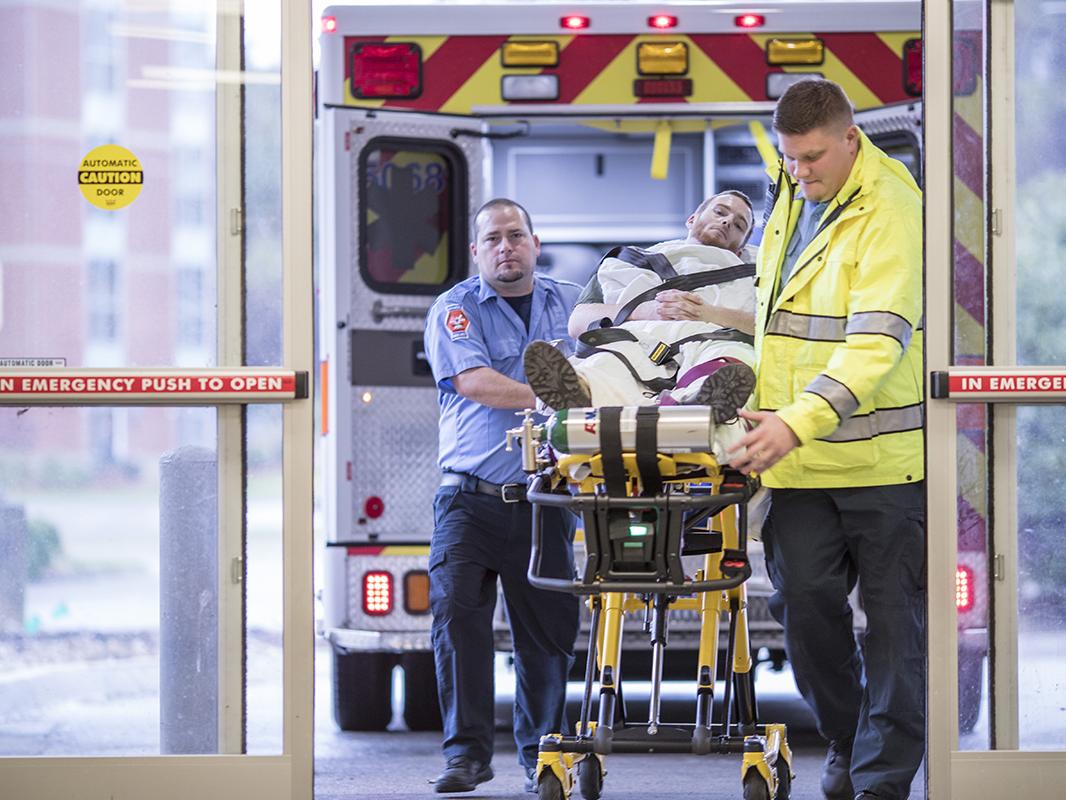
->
[429, 486, 579, 771]
[762, 483, 926, 800]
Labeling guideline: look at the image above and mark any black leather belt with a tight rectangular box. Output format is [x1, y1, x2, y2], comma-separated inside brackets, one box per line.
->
[440, 472, 527, 503]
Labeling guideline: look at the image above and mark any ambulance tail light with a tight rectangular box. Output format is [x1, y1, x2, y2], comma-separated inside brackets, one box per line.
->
[351, 42, 422, 99]
[404, 570, 431, 614]
[363, 571, 393, 615]
[322, 15, 337, 34]
[956, 564, 974, 613]
[560, 15, 590, 30]
[903, 38, 922, 96]
[735, 14, 765, 29]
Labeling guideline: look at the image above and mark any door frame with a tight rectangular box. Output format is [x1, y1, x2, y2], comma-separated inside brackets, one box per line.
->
[0, 2, 314, 798]
[926, 0, 1066, 795]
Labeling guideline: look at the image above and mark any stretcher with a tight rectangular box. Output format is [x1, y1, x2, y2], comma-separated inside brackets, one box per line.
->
[507, 405, 793, 800]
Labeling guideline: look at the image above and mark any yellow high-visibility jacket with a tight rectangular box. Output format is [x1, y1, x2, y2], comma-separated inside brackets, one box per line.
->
[753, 129, 924, 489]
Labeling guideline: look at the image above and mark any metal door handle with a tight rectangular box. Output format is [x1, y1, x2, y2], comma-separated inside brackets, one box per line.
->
[371, 299, 426, 323]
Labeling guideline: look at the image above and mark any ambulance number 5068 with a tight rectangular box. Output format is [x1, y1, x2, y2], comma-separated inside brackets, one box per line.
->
[366, 159, 446, 193]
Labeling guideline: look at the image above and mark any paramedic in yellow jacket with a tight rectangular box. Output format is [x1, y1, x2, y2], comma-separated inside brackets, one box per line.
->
[730, 80, 924, 800]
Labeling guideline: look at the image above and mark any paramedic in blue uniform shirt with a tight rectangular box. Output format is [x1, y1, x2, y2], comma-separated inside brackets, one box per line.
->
[424, 198, 582, 794]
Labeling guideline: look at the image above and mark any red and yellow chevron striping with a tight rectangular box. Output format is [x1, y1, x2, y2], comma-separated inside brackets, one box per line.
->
[341, 32, 919, 112]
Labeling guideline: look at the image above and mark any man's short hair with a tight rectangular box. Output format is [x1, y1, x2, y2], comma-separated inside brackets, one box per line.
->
[472, 198, 534, 241]
[693, 190, 756, 246]
[772, 79, 854, 135]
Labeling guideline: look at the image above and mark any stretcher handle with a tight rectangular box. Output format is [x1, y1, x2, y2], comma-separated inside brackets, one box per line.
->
[526, 474, 752, 596]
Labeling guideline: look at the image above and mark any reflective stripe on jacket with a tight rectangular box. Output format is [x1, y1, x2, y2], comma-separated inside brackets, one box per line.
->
[753, 129, 924, 489]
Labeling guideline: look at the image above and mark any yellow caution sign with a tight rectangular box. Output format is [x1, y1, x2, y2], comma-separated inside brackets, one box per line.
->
[78, 144, 143, 210]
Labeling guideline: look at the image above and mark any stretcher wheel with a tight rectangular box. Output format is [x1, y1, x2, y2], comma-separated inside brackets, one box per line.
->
[775, 762, 792, 800]
[742, 770, 770, 800]
[577, 756, 602, 800]
[537, 771, 564, 800]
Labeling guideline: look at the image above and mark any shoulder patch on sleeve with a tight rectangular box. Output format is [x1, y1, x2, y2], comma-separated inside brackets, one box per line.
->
[445, 307, 471, 340]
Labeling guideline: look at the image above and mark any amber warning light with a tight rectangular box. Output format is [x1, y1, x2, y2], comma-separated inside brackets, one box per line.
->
[560, 15, 590, 30]
[735, 13, 766, 29]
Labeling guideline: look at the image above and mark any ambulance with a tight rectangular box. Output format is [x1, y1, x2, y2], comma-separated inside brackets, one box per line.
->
[315, 0, 987, 734]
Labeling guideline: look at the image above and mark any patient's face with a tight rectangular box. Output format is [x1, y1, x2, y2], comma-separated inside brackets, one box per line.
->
[686, 193, 753, 253]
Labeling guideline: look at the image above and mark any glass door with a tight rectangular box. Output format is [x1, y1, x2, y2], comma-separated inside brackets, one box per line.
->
[926, 0, 1066, 794]
[0, 1, 313, 798]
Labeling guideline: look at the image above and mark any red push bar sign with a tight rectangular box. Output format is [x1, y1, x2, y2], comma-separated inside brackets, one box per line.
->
[931, 368, 1066, 402]
[0, 369, 308, 405]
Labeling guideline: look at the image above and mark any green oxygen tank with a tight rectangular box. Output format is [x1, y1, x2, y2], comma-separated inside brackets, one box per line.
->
[545, 406, 718, 455]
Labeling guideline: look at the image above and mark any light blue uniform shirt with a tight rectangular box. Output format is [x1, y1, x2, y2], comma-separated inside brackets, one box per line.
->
[425, 273, 581, 485]
[777, 198, 830, 298]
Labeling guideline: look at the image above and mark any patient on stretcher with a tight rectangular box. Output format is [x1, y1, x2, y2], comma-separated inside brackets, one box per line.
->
[524, 191, 757, 465]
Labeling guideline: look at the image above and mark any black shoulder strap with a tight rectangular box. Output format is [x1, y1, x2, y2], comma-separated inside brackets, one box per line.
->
[612, 263, 757, 326]
[601, 246, 678, 282]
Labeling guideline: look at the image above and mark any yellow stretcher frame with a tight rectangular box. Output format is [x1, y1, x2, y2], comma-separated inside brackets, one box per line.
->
[525, 451, 794, 800]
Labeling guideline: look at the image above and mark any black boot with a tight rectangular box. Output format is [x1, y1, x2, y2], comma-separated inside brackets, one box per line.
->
[433, 756, 494, 793]
[820, 737, 854, 800]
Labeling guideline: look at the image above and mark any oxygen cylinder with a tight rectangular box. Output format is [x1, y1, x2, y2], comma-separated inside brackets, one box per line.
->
[545, 406, 717, 454]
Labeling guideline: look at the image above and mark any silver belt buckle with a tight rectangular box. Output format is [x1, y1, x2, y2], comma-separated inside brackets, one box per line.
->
[500, 483, 524, 503]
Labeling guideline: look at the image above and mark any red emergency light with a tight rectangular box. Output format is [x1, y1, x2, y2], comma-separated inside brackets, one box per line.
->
[956, 564, 975, 613]
[735, 13, 766, 29]
[351, 42, 422, 99]
[903, 38, 922, 96]
[363, 571, 394, 615]
[634, 78, 692, 98]
[561, 15, 590, 30]
[322, 15, 338, 34]
[648, 14, 678, 29]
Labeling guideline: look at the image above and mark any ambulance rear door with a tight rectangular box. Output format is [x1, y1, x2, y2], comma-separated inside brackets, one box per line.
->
[319, 107, 488, 552]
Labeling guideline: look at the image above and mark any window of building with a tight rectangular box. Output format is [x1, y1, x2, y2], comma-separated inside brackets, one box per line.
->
[87, 258, 119, 342]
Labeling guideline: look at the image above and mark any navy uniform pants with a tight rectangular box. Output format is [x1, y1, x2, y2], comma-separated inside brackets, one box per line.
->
[762, 483, 925, 800]
[429, 484, 579, 771]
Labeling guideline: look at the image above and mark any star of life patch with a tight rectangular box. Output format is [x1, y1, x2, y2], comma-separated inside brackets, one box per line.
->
[445, 307, 471, 340]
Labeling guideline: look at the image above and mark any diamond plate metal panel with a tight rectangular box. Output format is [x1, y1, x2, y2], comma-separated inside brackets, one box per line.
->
[346, 553, 434, 632]
[350, 385, 440, 538]
[346, 112, 484, 333]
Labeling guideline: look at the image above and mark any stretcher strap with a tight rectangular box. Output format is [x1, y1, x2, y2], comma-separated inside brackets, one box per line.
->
[601, 246, 678, 282]
[598, 406, 628, 497]
[574, 328, 677, 394]
[653, 328, 755, 363]
[612, 263, 756, 326]
[634, 406, 663, 496]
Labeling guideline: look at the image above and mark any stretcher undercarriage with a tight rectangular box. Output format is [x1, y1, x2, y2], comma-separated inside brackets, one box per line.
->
[508, 405, 794, 800]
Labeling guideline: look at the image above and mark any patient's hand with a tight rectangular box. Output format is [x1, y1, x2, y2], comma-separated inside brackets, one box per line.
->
[656, 290, 708, 321]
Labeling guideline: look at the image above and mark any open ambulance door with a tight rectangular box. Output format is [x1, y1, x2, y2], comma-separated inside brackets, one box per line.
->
[317, 107, 487, 730]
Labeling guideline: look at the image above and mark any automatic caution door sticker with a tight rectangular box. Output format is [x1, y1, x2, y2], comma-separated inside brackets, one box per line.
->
[78, 144, 143, 210]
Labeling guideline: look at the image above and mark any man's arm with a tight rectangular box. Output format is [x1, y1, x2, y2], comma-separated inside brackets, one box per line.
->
[654, 290, 755, 334]
[452, 366, 537, 409]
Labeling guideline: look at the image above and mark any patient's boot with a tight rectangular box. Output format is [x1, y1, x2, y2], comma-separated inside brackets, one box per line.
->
[523, 341, 591, 410]
[692, 360, 756, 424]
